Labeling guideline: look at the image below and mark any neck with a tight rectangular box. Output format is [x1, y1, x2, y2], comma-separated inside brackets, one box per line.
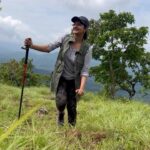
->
[73, 33, 84, 42]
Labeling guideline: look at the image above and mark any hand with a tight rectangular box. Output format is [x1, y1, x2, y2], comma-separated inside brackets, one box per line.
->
[24, 38, 33, 48]
[75, 88, 84, 96]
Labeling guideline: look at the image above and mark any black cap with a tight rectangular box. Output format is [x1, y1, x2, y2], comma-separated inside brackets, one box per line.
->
[71, 16, 89, 28]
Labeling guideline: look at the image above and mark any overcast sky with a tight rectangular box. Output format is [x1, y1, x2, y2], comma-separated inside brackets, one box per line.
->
[0, 0, 150, 51]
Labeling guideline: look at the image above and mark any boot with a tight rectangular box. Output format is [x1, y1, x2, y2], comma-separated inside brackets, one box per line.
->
[57, 112, 64, 126]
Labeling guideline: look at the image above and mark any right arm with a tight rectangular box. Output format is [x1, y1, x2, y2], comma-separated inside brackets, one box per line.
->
[31, 44, 50, 53]
[24, 38, 50, 52]
[24, 36, 66, 53]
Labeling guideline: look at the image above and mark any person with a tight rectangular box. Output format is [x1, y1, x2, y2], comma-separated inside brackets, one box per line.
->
[24, 16, 92, 126]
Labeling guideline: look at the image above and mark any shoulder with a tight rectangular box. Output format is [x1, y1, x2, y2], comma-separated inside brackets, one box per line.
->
[61, 34, 74, 43]
[59, 34, 69, 44]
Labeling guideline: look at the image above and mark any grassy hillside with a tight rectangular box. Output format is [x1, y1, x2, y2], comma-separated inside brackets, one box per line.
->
[0, 84, 150, 150]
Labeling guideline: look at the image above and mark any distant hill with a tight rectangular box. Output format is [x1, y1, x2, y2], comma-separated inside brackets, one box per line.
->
[0, 47, 98, 71]
[0, 47, 100, 91]
[0, 49, 57, 71]
[0, 46, 149, 102]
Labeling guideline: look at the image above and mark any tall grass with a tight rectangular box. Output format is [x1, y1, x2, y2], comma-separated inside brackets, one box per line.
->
[0, 83, 150, 149]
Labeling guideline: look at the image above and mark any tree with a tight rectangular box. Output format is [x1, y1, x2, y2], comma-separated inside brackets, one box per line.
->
[0, 0, 2, 10]
[0, 59, 21, 86]
[88, 10, 150, 99]
[0, 59, 50, 86]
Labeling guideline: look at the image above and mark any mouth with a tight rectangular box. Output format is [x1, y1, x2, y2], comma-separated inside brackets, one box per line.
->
[72, 28, 79, 32]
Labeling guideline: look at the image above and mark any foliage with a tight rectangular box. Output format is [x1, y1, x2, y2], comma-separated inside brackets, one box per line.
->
[0, 84, 150, 149]
[0, 0, 2, 10]
[88, 10, 150, 99]
[0, 59, 50, 86]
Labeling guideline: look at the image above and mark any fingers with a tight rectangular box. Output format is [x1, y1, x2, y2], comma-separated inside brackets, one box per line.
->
[24, 38, 33, 48]
[75, 89, 84, 96]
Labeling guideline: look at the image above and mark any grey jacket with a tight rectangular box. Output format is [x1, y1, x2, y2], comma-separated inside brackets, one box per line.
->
[50, 34, 90, 95]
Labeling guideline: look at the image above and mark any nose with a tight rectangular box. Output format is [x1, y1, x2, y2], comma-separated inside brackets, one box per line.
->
[73, 24, 78, 28]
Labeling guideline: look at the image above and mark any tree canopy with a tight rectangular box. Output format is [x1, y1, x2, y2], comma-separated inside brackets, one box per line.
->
[0, 59, 50, 87]
[88, 10, 150, 99]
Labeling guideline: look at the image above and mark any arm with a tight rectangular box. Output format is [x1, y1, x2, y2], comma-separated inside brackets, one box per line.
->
[76, 48, 92, 96]
[24, 38, 50, 52]
[24, 36, 66, 53]
[76, 76, 87, 95]
[30, 44, 50, 53]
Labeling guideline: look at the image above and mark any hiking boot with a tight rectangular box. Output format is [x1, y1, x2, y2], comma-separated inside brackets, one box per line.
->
[57, 112, 64, 126]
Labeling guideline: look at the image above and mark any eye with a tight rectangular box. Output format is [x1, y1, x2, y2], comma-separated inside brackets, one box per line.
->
[72, 22, 83, 27]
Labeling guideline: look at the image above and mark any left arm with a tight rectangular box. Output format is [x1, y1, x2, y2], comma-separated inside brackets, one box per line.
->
[76, 48, 92, 96]
[76, 76, 87, 95]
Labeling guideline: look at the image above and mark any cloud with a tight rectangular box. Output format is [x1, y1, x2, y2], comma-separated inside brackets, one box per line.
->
[0, 15, 52, 46]
[0, 16, 34, 43]
[2, 0, 140, 18]
[60, 0, 140, 14]
[0, 0, 149, 51]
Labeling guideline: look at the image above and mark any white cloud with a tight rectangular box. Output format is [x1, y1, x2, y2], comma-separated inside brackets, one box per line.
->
[0, 0, 149, 51]
[0, 16, 30, 42]
[1, 0, 141, 18]
[60, 0, 140, 14]
[0, 16, 49, 45]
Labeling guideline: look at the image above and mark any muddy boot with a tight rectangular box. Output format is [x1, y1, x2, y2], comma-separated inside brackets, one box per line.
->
[68, 108, 76, 126]
[68, 116, 76, 127]
[57, 112, 64, 126]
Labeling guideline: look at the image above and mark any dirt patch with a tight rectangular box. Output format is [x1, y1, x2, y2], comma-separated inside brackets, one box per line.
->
[90, 132, 106, 144]
[64, 129, 106, 142]
[36, 107, 48, 117]
[63, 129, 107, 149]
[65, 129, 82, 140]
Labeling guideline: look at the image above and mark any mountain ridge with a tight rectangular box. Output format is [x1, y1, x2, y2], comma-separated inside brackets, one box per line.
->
[0, 48, 149, 102]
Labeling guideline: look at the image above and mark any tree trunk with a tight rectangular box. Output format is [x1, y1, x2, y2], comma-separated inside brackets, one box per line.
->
[109, 59, 116, 99]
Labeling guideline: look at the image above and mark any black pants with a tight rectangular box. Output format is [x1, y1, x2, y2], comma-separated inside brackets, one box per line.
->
[56, 76, 77, 126]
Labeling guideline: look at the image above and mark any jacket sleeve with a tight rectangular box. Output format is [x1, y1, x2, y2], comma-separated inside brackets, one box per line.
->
[81, 46, 92, 77]
[48, 35, 67, 52]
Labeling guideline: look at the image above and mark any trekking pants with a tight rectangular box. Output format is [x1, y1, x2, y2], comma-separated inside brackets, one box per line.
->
[56, 76, 77, 126]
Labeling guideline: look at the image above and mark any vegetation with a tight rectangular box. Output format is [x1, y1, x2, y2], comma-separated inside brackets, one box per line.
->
[88, 10, 150, 99]
[0, 83, 150, 149]
[0, 59, 50, 87]
[0, 9, 150, 149]
[0, 0, 2, 10]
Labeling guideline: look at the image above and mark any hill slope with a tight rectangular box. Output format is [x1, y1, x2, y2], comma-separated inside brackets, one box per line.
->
[0, 84, 150, 149]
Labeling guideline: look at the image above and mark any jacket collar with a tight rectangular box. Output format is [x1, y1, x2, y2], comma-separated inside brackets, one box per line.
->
[68, 34, 88, 55]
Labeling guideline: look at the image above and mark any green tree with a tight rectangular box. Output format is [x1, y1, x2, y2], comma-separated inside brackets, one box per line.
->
[0, 59, 21, 85]
[0, 59, 50, 86]
[88, 10, 150, 99]
[0, 0, 2, 10]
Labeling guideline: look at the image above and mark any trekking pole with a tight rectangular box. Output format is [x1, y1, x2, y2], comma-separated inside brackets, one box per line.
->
[18, 46, 29, 119]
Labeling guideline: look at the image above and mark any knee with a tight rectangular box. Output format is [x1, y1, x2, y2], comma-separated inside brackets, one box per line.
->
[56, 92, 67, 111]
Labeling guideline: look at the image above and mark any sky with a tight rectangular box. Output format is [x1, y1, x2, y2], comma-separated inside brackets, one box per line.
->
[0, 0, 150, 51]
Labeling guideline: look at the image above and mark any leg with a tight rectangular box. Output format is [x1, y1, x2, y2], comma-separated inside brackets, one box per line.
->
[56, 77, 67, 125]
[66, 80, 77, 126]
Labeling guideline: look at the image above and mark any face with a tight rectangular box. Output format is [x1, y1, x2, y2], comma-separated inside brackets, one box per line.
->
[72, 21, 86, 35]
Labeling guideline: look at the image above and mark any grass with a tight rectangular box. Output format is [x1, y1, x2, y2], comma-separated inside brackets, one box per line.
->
[0, 83, 150, 149]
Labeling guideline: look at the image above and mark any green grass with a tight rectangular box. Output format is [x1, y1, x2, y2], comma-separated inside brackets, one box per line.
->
[0, 83, 150, 150]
